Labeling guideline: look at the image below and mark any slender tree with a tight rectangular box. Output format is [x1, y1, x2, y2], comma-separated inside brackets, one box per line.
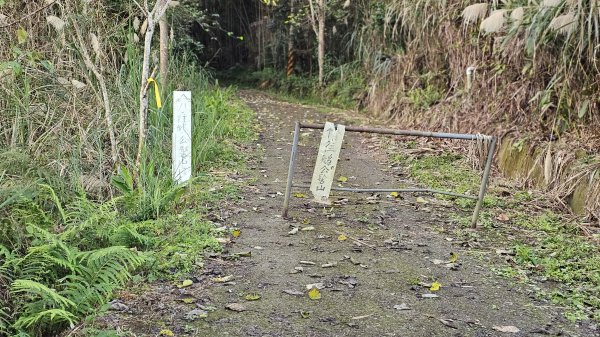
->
[308, 0, 326, 87]
[136, 0, 171, 169]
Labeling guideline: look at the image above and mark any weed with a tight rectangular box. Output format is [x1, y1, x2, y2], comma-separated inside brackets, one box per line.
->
[408, 154, 480, 195]
[392, 145, 600, 322]
[407, 85, 443, 110]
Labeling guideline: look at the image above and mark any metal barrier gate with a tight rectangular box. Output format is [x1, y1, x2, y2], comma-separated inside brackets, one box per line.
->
[282, 122, 497, 228]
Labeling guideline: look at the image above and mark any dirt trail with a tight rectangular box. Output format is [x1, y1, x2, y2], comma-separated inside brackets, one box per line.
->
[99, 91, 594, 337]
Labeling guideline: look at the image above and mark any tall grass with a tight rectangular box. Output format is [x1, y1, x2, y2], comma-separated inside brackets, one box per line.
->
[0, 1, 255, 335]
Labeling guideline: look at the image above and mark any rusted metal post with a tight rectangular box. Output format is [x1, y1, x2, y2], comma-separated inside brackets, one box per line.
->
[299, 122, 493, 141]
[471, 137, 497, 228]
[291, 185, 478, 200]
[282, 121, 496, 225]
[282, 122, 301, 218]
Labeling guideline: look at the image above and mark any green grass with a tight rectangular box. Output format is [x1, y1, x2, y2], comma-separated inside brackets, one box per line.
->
[390, 147, 600, 322]
[218, 64, 366, 110]
[407, 154, 479, 194]
[510, 212, 600, 322]
[0, 62, 256, 337]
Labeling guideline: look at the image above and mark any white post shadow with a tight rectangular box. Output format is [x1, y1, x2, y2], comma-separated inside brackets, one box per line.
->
[310, 122, 345, 204]
[172, 91, 192, 184]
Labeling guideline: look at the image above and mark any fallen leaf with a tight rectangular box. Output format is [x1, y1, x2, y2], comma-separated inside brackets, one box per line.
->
[236, 251, 252, 257]
[438, 318, 458, 329]
[301, 218, 311, 225]
[212, 275, 234, 283]
[184, 308, 208, 321]
[338, 176, 348, 182]
[283, 289, 304, 296]
[492, 326, 520, 333]
[449, 252, 458, 263]
[232, 228, 241, 237]
[308, 287, 321, 300]
[338, 234, 347, 241]
[16, 28, 28, 44]
[393, 303, 411, 311]
[349, 257, 361, 265]
[159, 329, 174, 336]
[293, 192, 307, 198]
[300, 311, 311, 318]
[496, 213, 510, 222]
[421, 294, 439, 298]
[197, 304, 217, 312]
[244, 293, 261, 301]
[416, 197, 428, 204]
[225, 303, 246, 312]
[108, 301, 128, 311]
[339, 277, 358, 288]
[306, 282, 325, 290]
[430, 281, 442, 292]
[444, 263, 460, 270]
[389, 191, 399, 198]
[216, 237, 231, 244]
[288, 227, 299, 235]
[300, 260, 316, 265]
[495, 249, 515, 256]
[178, 279, 193, 288]
[181, 297, 195, 304]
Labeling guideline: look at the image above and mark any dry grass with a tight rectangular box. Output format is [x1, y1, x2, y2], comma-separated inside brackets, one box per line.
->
[343, 0, 600, 220]
[0, 0, 141, 193]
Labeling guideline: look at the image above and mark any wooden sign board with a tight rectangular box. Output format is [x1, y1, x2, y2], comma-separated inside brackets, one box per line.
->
[310, 122, 345, 203]
[172, 91, 192, 184]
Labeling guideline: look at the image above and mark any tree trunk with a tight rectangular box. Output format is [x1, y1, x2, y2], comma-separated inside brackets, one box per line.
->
[317, 0, 325, 87]
[159, 17, 168, 87]
[136, 0, 171, 169]
[287, 0, 295, 77]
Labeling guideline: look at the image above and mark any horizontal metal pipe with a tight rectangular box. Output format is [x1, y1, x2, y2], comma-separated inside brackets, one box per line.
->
[292, 184, 478, 200]
[299, 122, 492, 141]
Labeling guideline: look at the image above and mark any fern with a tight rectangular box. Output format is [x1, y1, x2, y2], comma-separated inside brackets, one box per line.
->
[38, 184, 67, 224]
[0, 245, 14, 337]
[12, 309, 76, 330]
[5, 222, 144, 335]
[11, 280, 76, 309]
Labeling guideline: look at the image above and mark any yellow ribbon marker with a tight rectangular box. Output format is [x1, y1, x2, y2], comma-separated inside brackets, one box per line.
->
[147, 77, 162, 108]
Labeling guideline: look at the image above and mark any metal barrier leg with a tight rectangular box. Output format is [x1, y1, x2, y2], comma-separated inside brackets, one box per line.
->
[282, 122, 301, 218]
[471, 137, 497, 228]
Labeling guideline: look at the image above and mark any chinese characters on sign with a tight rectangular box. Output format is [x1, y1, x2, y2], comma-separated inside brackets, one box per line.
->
[310, 122, 345, 204]
[172, 91, 192, 184]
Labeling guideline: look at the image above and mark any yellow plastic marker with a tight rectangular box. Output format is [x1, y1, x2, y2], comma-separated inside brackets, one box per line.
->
[147, 77, 162, 108]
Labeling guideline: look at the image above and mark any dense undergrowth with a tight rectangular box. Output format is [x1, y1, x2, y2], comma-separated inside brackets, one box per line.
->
[219, 64, 366, 110]
[0, 1, 255, 336]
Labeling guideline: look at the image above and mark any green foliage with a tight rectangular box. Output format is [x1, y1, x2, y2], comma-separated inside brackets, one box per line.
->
[0, 2, 256, 336]
[222, 63, 365, 109]
[507, 212, 600, 322]
[0, 168, 242, 336]
[193, 86, 255, 167]
[408, 154, 480, 195]
[407, 85, 443, 110]
[1, 221, 142, 336]
[111, 164, 185, 222]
